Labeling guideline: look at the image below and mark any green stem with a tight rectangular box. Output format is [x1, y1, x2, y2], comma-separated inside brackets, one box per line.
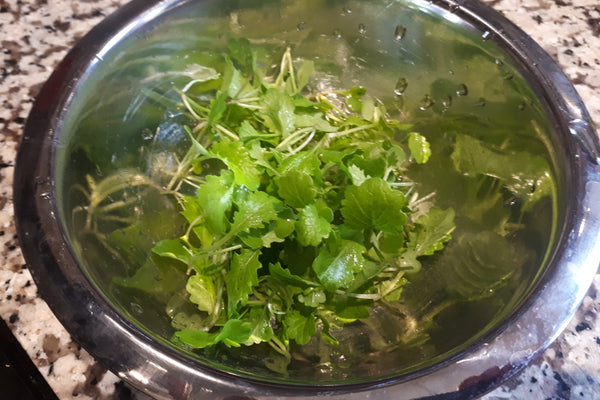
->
[215, 123, 240, 141]
[379, 271, 406, 299]
[206, 278, 224, 330]
[276, 127, 314, 150]
[270, 336, 291, 359]
[328, 123, 377, 139]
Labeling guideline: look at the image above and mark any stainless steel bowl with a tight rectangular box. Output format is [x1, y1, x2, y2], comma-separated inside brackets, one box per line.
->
[14, 0, 600, 398]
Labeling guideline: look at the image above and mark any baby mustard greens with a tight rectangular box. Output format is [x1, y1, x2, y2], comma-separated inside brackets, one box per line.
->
[146, 39, 456, 360]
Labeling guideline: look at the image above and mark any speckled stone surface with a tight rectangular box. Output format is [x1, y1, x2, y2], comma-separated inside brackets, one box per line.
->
[0, 0, 598, 399]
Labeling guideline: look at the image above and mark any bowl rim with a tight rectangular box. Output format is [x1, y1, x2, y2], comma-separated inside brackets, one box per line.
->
[14, 0, 600, 398]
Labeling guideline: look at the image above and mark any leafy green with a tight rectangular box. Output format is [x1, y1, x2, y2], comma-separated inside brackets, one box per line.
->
[210, 141, 261, 191]
[259, 88, 296, 138]
[231, 191, 280, 234]
[407, 207, 456, 257]
[341, 178, 408, 234]
[408, 132, 431, 164]
[195, 172, 234, 235]
[284, 310, 317, 345]
[175, 319, 253, 348]
[277, 170, 316, 208]
[186, 273, 217, 314]
[224, 249, 262, 315]
[295, 204, 332, 247]
[313, 238, 373, 291]
[451, 134, 554, 209]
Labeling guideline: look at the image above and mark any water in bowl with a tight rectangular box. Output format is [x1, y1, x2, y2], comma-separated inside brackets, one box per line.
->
[55, 0, 560, 384]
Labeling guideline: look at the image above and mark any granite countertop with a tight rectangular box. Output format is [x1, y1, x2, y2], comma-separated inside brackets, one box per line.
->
[1, 0, 599, 399]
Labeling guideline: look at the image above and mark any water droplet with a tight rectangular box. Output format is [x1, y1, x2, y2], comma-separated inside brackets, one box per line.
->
[481, 31, 491, 41]
[141, 128, 154, 141]
[419, 94, 435, 110]
[358, 23, 367, 35]
[342, 6, 352, 14]
[442, 95, 452, 109]
[297, 22, 306, 31]
[39, 192, 51, 200]
[449, 4, 460, 13]
[518, 101, 526, 111]
[130, 302, 144, 315]
[456, 83, 468, 96]
[475, 97, 487, 107]
[448, 70, 455, 75]
[495, 59, 504, 66]
[333, 28, 343, 39]
[505, 196, 522, 208]
[394, 25, 407, 41]
[394, 77, 408, 95]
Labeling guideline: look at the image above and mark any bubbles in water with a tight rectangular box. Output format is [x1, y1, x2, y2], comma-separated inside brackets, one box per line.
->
[419, 94, 435, 110]
[333, 28, 343, 39]
[358, 23, 367, 35]
[456, 83, 468, 96]
[394, 25, 407, 41]
[481, 31, 491, 41]
[449, 4, 460, 13]
[394, 77, 408, 96]
[342, 6, 352, 14]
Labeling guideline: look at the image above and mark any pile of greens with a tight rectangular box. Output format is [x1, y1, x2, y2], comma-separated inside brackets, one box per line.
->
[73, 37, 557, 375]
[109, 39, 457, 359]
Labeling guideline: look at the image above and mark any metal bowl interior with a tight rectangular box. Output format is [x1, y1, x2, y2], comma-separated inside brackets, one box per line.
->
[14, 0, 600, 398]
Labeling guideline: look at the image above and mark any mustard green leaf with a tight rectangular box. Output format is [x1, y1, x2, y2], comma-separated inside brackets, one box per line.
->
[195, 172, 234, 235]
[245, 307, 274, 345]
[208, 91, 228, 123]
[269, 262, 319, 289]
[114, 257, 187, 304]
[186, 274, 217, 314]
[296, 60, 314, 93]
[408, 132, 431, 164]
[226, 38, 254, 75]
[451, 134, 553, 209]
[259, 88, 296, 138]
[312, 238, 368, 291]
[152, 238, 193, 265]
[341, 178, 408, 233]
[284, 310, 316, 345]
[175, 319, 252, 348]
[210, 141, 262, 191]
[407, 207, 456, 256]
[225, 249, 262, 316]
[278, 170, 316, 209]
[295, 203, 332, 247]
[232, 191, 280, 234]
[297, 288, 327, 308]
